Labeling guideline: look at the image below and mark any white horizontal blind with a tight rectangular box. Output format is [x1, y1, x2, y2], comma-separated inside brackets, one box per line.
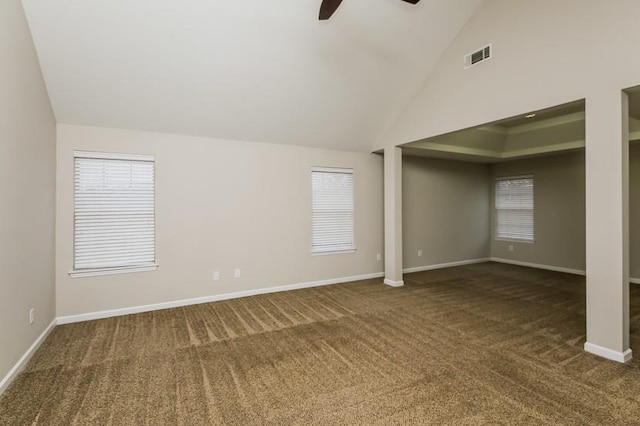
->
[495, 177, 534, 241]
[74, 154, 155, 270]
[312, 168, 354, 253]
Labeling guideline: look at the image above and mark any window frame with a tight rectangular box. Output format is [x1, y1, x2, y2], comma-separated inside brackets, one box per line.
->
[310, 166, 356, 255]
[494, 175, 535, 243]
[70, 150, 158, 278]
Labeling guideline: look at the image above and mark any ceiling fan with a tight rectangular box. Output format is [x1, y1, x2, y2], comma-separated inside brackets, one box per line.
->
[319, 0, 421, 20]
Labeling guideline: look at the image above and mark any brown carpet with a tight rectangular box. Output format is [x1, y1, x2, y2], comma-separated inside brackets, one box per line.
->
[3, 262, 640, 425]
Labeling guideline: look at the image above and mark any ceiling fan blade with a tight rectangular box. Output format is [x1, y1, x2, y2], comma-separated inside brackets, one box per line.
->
[319, 0, 343, 20]
[319, 0, 418, 21]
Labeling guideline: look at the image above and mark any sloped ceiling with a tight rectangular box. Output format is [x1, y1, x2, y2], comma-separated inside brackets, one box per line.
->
[21, 0, 483, 152]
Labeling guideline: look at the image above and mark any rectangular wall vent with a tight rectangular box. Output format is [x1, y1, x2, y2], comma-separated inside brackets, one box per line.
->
[464, 44, 491, 69]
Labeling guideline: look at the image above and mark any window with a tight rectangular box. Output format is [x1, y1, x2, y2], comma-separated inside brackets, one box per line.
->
[495, 176, 534, 241]
[72, 151, 156, 276]
[311, 167, 354, 253]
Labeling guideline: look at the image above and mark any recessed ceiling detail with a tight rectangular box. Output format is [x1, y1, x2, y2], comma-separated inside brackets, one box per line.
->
[402, 101, 588, 163]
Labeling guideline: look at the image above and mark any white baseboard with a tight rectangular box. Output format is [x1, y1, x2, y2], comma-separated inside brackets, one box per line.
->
[490, 258, 640, 284]
[0, 318, 57, 395]
[384, 279, 404, 287]
[402, 258, 490, 274]
[490, 257, 586, 276]
[584, 342, 632, 363]
[57, 271, 385, 325]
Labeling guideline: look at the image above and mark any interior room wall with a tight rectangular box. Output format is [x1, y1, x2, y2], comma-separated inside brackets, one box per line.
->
[490, 152, 586, 273]
[379, 0, 640, 150]
[402, 156, 491, 270]
[0, 0, 56, 386]
[629, 143, 640, 279]
[56, 124, 384, 318]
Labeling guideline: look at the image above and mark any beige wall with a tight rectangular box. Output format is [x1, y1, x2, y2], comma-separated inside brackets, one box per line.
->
[402, 146, 640, 278]
[490, 147, 640, 279]
[379, 0, 640, 357]
[490, 152, 586, 272]
[379, 0, 640, 150]
[402, 156, 490, 270]
[629, 144, 640, 279]
[0, 1, 56, 383]
[56, 124, 384, 317]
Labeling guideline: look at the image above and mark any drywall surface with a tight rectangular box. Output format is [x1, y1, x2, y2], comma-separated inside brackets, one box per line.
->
[380, 0, 640, 150]
[403, 149, 640, 277]
[490, 152, 586, 272]
[22, 0, 483, 153]
[0, 1, 56, 384]
[629, 144, 640, 279]
[403, 156, 490, 269]
[56, 124, 384, 317]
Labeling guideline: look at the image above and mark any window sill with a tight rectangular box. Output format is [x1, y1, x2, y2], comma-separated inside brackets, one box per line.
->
[69, 264, 158, 278]
[311, 248, 356, 256]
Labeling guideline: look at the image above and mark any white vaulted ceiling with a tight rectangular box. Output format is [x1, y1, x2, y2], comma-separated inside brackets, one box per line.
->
[21, 0, 483, 152]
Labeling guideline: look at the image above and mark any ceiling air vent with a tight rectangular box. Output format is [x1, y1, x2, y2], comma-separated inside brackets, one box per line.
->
[464, 44, 491, 69]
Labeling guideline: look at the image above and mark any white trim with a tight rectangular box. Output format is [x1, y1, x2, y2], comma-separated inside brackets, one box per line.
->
[402, 258, 490, 274]
[311, 166, 353, 174]
[584, 342, 632, 363]
[0, 319, 57, 395]
[69, 264, 158, 278]
[490, 258, 640, 284]
[490, 257, 586, 276]
[384, 279, 404, 287]
[74, 150, 154, 162]
[57, 272, 385, 324]
[310, 249, 356, 256]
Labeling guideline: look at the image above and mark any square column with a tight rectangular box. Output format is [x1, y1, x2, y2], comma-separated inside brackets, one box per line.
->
[584, 89, 631, 362]
[384, 147, 404, 287]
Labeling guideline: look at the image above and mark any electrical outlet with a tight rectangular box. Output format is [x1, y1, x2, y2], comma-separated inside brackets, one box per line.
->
[417, 249, 423, 258]
[213, 271, 220, 281]
[29, 308, 35, 325]
[376, 253, 381, 261]
[234, 269, 241, 278]
[508, 244, 514, 252]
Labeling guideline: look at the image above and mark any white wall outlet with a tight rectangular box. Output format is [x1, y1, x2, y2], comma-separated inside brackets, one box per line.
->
[234, 269, 241, 278]
[376, 253, 381, 261]
[213, 271, 220, 281]
[508, 244, 514, 252]
[417, 249, 423, 258]
[29, 308, 35, 325]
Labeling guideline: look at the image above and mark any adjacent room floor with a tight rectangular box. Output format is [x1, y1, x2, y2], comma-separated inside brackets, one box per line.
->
[2, 262, 640, 424]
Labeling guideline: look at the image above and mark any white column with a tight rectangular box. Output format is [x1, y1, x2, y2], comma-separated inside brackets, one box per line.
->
[384, 146, 404, 287]
[584, 88, 631, 363]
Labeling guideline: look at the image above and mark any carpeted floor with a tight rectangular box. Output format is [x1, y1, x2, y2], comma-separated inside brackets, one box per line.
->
[3, 262, 640, 424]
